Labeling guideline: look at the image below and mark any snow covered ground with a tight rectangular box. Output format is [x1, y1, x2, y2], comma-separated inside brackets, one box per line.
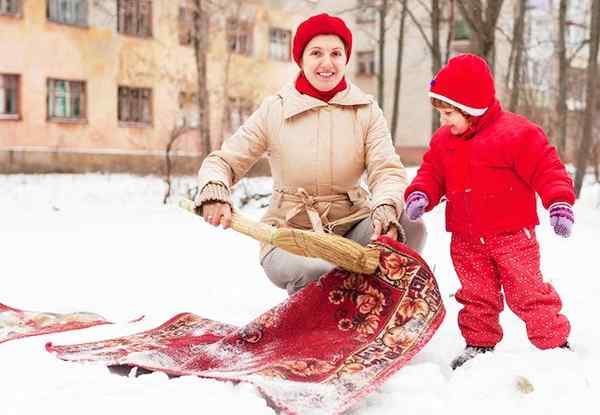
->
[0, 170, 598, 415]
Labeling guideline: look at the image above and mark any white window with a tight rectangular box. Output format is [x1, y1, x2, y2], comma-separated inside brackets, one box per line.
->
[118, 86, 152, 125]
[48, 0, 88, 26]
[47, 79, 86, 120]
[356, 51, 375, 76]
[118, 0, 152, 38]
[227, 18, 253, 55]
[0, 0, 21, 16]
[228, 97, 253, 132]
[269, 28, 291, 61]
[0, 74, 19, 117]
[177, 91, 200, 128]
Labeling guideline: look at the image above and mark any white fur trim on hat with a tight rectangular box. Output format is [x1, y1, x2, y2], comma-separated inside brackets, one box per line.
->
[429, 92, 488, 116]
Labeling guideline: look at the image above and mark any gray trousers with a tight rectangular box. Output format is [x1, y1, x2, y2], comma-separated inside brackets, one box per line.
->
[260, 214, 427, 295]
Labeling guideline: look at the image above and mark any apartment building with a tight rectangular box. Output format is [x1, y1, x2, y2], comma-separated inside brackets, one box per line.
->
[0, 0, 302, 173]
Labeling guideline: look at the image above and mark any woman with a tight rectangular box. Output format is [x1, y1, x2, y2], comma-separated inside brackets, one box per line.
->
[196, 13, 426, 294]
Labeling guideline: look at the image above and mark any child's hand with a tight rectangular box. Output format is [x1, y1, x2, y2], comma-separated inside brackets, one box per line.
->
[405, 192, 429, 221]
[549, 202, 574, 238]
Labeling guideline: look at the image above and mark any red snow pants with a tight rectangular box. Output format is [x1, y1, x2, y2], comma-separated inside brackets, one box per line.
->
[450, 228, 570, 349]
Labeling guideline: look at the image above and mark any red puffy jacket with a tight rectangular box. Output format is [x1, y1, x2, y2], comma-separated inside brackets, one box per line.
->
[405, 101, 575, 238]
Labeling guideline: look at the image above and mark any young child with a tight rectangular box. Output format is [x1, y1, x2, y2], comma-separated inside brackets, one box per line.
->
[405, 54, 575, 369]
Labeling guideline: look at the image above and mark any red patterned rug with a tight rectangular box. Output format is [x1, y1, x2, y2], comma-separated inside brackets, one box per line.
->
[0, 303, 111, 344]
[47, 237, 445, 414]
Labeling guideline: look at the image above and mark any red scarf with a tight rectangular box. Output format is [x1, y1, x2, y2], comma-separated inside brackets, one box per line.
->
[295, 73, 347, 103]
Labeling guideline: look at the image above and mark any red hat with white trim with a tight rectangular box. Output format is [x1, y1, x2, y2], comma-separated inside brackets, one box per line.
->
[429, 54, 496, 116]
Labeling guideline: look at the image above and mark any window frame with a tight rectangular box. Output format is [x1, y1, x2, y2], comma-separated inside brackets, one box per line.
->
[177, 90, 200, 128]
[118, 85, 153, 127]
[0, 73, 21, 121]
[0, 0, 22, 17]
[117, 0, 153, 39]
[356, 51, 376, 77]
[179, 5, 194, 46]
[46, 78, 87, 123]
[453, 19, 472, 41]
[226, 17, 254, 56]
[47, 0, 89, 28]
[268, 27, 291, 61]
[228, 96, 253, 132]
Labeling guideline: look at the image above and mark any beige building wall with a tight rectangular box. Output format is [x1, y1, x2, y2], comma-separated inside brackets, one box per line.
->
[0, 0, 302, 173]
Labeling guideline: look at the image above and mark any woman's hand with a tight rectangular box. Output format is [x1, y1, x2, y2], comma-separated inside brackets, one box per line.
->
[201, 201, 232, 229]
[371, 220, 399, 241]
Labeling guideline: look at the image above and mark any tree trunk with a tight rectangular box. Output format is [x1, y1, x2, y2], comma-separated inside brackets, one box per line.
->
[444, 0, 456, 65]
[192, 0, 211, 158]
[556, 0, 569, 159]
[508, 0, 527, 112]
[456, 0, 504, 71]
[430, 0, 442, 133]
[574, 0, 600, 197]
[377, 0, 388, 110]
[220, 2, 242, 144]
[391, 0, 408, 144]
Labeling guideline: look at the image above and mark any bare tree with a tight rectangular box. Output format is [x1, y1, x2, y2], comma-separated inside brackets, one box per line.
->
[456, 0, 504, 70]
[555, 0, 569, 158]
[574, 0, 600, 197]
[406, 0, 446, 132]
[191, 0, 211, 157]
[391, 0, 409, 142]
[508, 0, 527, 112]
[163, 124, 193, 204]
[377, 0, 390, 109]
[219, 1, 243, 142]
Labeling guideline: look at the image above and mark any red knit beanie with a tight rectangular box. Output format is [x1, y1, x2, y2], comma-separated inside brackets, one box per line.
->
[292, 13, 352, 66]
[429, 54, 496, 116]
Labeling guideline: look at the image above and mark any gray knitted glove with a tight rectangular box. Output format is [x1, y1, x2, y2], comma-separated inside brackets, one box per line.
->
[371, 204, 406, 243]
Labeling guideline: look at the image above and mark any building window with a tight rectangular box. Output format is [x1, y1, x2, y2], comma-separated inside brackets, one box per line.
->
[177, 91, 200, 128]
[0, 0, 21, 16]
[0, 74, 20, 118]
[118, 86, 152, 125]
[226, 18, 253, 56]
[356, 51, 375, 77]
[356, 0, 377, 24]
[47, 79, 86, 120]
[453, 19, 472, 41]
[228, 97, 253, 132]
[47, 0, 88, 26]
[118, 0, 152, 38]
[179, 6, 194, 46]
[269, 28, 291, 61]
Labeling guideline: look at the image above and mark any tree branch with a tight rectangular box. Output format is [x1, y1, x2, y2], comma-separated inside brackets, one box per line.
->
[406, 6, 434, 52]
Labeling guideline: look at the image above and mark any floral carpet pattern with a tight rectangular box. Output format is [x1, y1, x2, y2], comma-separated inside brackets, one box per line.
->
[46, 237, 445, 414]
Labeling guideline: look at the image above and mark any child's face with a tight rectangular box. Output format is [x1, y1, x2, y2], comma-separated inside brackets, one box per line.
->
[436, 107, 470, 135]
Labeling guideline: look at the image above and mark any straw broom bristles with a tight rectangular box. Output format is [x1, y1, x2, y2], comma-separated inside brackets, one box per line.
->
[178, 198, 379, 274]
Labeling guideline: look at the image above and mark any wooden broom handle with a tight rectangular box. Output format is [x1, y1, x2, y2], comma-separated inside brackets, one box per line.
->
[178, 198, 275, 243]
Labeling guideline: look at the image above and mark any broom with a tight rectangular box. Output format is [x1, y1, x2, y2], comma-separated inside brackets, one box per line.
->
[178, 198, 379, 274]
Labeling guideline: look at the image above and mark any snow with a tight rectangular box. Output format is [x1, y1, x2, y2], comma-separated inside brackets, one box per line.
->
[0, 170, 598, 415]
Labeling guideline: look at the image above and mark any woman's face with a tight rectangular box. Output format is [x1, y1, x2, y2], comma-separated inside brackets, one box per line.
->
[301, 35, 347, 92]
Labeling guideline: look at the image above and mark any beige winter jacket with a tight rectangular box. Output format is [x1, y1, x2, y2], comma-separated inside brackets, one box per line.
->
[197, 81, 408, 259]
